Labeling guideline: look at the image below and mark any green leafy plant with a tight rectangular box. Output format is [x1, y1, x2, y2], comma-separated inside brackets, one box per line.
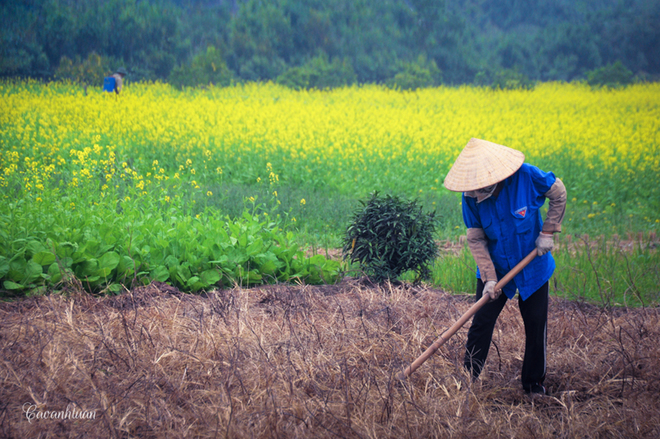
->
[586, 61, 633, 88]
[490, 68, 534, 90]
[276, 53, 357, 90]
[385, 55, 442, 90]
[55, 51, 117, 86]
[169, 46, 234, 88]
[342, 192, 439, 284]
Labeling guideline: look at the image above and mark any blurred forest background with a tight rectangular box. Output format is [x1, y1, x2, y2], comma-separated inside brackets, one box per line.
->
[2, 0, 659, 89]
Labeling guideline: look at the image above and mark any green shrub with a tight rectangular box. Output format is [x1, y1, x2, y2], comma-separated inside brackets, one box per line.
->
[342, 192, 439, 284]
[55, 51, 116, 86]
[276, 53, 357, 90]
[169, 46, 234, 88]
[239, 55, 287, 81]
[586, 60, 633, 88]
[385, 55, 442, 90]
[490, 68, 534, 90]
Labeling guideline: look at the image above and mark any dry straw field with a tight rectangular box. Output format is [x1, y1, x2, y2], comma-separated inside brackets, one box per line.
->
[1, 280, 658, 438]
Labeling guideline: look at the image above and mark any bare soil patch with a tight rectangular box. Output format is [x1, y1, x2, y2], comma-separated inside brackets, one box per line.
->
[1, 280, 658, 438]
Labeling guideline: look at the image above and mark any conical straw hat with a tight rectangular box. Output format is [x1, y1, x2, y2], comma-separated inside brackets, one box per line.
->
[444, 138, 525, 192]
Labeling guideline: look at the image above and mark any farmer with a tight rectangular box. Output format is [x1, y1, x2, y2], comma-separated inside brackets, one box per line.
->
[444, 138, 567, 396]
[104, 67, 127, 94]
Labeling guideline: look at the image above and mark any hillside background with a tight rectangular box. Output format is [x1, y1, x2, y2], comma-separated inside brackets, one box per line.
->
[2, 0, 659, 87]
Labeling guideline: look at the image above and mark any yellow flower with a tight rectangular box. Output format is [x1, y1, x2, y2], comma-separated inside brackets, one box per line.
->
[300, 198, 306, 205]
[207, 191, 213, 197]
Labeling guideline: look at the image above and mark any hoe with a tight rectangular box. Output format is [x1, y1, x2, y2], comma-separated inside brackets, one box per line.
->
[397, 248, 538, 379]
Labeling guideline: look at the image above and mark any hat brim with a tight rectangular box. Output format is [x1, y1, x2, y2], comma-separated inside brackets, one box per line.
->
[443, 138, 524, 192]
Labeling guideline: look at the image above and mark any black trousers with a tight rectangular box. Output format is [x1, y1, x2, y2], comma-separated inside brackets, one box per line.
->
[464, 278, 548, 390]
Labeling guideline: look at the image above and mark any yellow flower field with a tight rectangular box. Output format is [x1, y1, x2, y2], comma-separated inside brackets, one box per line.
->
[2, 81, 658, 208]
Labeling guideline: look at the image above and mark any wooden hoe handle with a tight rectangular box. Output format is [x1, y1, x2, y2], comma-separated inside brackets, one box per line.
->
[397, 248, 538, 379]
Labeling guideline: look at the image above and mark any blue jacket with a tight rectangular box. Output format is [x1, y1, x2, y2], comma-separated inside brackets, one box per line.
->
[462, 163, 556, 300]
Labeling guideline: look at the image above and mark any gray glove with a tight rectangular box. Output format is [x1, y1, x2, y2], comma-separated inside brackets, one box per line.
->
[484, 280, 501, 301]
[535, 232, 554, 256]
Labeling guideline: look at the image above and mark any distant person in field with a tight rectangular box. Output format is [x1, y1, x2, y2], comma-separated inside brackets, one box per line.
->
[104, 67, 127, 94]
[444, 138, 567, 396]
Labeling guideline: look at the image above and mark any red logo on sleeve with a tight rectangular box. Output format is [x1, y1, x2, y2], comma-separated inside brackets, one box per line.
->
[514, 207, 527, 218]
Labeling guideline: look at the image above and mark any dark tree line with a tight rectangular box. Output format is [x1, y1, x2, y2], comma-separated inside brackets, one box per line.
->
[1, 0, 658, 88]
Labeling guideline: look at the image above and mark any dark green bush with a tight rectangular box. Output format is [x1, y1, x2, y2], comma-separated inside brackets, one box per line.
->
[586, 60, 633, 88]
[169, 46, 234, 88]
[239, 55, 287, 81]
[276, 53, 357, 90]
[385, 55, 442, 90]
[55, 51, 117, 86]
[490, 68, 534, 90]
[342, 192, 439, 284]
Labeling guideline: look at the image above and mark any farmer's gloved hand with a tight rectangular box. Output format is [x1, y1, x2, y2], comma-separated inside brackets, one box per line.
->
[536, 232, 554, 256]
[484, 280, 500, 301]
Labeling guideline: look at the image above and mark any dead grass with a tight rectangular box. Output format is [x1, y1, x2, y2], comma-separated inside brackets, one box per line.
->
[1, 280, 658, 438]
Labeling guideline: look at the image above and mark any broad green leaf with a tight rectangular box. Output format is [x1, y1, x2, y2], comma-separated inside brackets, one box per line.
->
[32, 251, 56, 266]
[8, 258, 27, 282]
[164, 255, 179, 268]
[245, 269, 262, 285]
[238, 233, 248, 248]
[98, 252, 120, 276]
[26, 241, 47, 257]
[200, 269, 221, 286]
[48, 262, 63, 284]
[117, 256, 136, 278]
[25, 261, 44, 284]
[107, 283, 122, 294]
[78, 259, 99, 277]
[0, 257, 9, 278]
[227, 248, 248, 266]
[56, 242, 77, 258]
[258, 260, 278, 275]
[3, 280, 23, 290]
[151, 265, 169, 282]
[246, 238, 264, 256]
[309, 254, 328, 266]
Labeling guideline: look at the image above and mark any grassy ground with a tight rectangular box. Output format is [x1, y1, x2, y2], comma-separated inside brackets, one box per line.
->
[1, 281, 658, 438]
[425, 233, 660, 307]
[237, 182, 660, 307]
